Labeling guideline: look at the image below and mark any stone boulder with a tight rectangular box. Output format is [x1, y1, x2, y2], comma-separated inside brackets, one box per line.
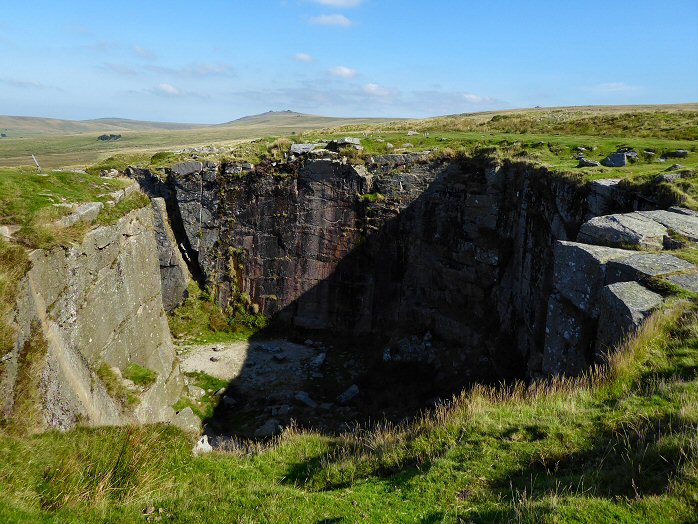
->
[54, 202, 104, 229]
[326, 137, 362, 152]
[637, 209, 698, 242]
[290, 143, 322, 155]
[254, 418, 282, 437]
[586, 179, 623, 216]
[172, 407, 201, 433]
[577, 212, 668, 250]
[192, 435, 213, 454]
[578, 158, 600, 167]
[666, 272, 698, 293]
[595, 282, 663, 355]
[606, 253, 694, 284]
[552, 241, 635, 314]
[337, 384, 360, 405]
[171, 161, 203, 177]
[601, 152, 627, 167]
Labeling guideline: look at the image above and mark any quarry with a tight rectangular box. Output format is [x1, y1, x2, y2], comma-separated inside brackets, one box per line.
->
[0, 107, 697, 522]
[3, 141, 698, 440]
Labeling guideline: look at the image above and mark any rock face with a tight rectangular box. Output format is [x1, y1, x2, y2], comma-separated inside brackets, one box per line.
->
[1, 207, 184, 430]
[151, 198, 190, 311]
[152, 157, 592, 380]
[169, 161, 220, 280]
[128, 156, 698, 382]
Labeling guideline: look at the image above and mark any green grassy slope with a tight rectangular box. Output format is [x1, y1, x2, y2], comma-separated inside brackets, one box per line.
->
[0, 115, 204, 137]
[2, 104, 694, 170]
[0, 111, 402, 169]
[0, 301, 695, 523]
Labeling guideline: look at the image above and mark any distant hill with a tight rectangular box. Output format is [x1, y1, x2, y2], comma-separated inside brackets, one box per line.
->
[0, 111, 400, 138]
[84, 118, 206, 131]
[219, 110, 397, 129]
[0, 115, 205, 137]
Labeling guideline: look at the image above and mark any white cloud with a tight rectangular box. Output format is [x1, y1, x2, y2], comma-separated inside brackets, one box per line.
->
[0, 77, 57, 90]
[461, 93, 494, 104]
[313, 0, 363, 7]
[147, 62, 235, 77]
[153, 83, 182, 96]
[328, 65, 357, 78]
[591, 82, 641, 93]
[362, 83, 392, 97]
[133, 45, 156, 60]
[309, 14, 352, 26]
[294, 53, 314, 62]
[101, 63, 139, 76]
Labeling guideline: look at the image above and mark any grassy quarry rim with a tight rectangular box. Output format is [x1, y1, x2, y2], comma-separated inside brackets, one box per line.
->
[0, 299, 695, 522]
[0, 105, 697, 522]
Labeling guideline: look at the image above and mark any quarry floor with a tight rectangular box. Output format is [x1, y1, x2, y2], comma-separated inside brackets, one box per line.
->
[178, 337, 449, 438]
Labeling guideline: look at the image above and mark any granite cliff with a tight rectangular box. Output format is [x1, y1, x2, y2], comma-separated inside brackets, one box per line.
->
[129, 152, 698, 391]
[1, 205, 192, 431]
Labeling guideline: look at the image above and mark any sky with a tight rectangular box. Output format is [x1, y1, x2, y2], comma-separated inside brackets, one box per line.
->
[0, 0, 696, 123]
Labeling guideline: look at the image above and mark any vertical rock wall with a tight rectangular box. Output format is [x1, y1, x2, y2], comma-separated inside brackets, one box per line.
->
[1, 207, 184, 430]
[161, 157, 594, 379]
[133, 155, 683, 382]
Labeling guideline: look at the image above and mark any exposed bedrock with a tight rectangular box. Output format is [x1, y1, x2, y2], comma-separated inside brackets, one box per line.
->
[130, 155, 698, 384]
[1, 207, 185, 430]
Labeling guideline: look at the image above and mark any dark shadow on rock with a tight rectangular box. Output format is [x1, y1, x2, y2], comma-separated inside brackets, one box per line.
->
[196, 157, 591, 438]
[126, 167, 206, 284]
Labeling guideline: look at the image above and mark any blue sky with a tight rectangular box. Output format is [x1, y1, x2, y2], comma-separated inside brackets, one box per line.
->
[0, 0, 696, 123]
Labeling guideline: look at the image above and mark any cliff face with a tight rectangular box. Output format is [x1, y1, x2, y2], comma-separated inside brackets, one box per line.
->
[126, 153, 689, 388]
[1, 207, 184, 430]
[150, 156, 600, 380]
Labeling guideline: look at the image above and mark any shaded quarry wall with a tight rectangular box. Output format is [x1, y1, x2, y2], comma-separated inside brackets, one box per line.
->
[1, 207, 184, 430]
[149, 156, 629, 380]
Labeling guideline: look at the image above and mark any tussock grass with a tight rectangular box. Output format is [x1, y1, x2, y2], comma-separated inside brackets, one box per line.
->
[4, 321, 48, 435]
[0, 239, 28, 358]
[95, 363, 138, 408]
[376, 107, 698, 141]
[0, 300, 696, 521]
[122, 363, 157, 388]
[37, 425, 185, 511]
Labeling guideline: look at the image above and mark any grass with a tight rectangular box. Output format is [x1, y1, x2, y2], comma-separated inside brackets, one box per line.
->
[0, 299, 696, 522]
[0, 239, 29, 358]
[377, 106, 698, 141]
[95, 363, 139, 408]
[0, 167, 134, 249]
[3, 321, 48, 435]
[122, 364, 158, 389]
[168, 282, 264, 345]
[0, 106, 694, 172]
[173, 371, 230, 420]
[0, 112, 399, 169]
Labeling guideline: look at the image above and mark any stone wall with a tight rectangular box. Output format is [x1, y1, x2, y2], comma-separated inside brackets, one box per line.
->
[1, 207, 184, 430]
